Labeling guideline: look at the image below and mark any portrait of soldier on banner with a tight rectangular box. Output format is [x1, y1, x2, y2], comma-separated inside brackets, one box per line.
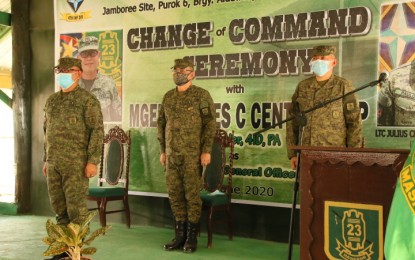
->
[58, 30, 123, 123]
[378, 2, 415, 127]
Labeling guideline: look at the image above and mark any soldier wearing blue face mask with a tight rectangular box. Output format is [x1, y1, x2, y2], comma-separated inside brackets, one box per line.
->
[43, 57, 104, 260]
[286, 45, 363, 170]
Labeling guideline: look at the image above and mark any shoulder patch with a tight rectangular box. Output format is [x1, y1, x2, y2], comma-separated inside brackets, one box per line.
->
[202, 107, 209, 115]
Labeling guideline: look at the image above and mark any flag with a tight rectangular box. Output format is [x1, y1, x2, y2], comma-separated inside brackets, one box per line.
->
[384, 142, 415, 259]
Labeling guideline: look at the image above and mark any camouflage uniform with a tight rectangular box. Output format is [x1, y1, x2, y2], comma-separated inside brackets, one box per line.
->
[378, 61, 415, 126]
[43, 85, 104, 225]
[286, 74, 363, 159]
[79, 72, 122, 122]
[157, 85, 216, 223]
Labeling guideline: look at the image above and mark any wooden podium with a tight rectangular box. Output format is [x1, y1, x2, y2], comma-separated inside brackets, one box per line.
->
[293, 146, 409, 260]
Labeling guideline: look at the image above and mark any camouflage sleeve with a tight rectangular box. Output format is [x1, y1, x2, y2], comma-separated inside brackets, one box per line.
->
[343, 81, 363, 148]
[42, 98, 50, 162]
[200, 90, 217, 154]
[85, 96, 104, 165]
[157, 95, 167, 154]
[43, 117, 47, 162]
[286, 86, 300, 159]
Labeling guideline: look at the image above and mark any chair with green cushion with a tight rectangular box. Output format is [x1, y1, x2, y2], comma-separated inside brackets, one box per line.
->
[200, 129, 234, 248]
[87, 126, 131, 228]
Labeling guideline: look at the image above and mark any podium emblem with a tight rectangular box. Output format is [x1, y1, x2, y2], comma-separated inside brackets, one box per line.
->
[325, 201, 383, 260]
[341, 209, 366, 251]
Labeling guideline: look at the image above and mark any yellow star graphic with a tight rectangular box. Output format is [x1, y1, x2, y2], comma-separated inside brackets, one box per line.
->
[61, 39, 77, 57]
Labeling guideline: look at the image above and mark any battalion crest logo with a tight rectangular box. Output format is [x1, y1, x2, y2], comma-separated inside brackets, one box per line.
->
[379, 2, 415, 72]
[324, 201, 383, 260]
[60, 0, 91, 22]
[67, 0, 84, 13]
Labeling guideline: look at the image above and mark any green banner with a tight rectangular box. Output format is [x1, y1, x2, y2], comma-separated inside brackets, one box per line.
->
[54, 0, 415, 205]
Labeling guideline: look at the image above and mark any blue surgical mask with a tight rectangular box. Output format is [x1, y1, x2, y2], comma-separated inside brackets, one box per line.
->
[57, 73, 74, 89]
[310, 60, 331, 77]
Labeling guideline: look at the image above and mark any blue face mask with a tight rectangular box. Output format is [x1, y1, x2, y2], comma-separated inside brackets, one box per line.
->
[310, 60, 331, 77]
[57, 73, 74, 89]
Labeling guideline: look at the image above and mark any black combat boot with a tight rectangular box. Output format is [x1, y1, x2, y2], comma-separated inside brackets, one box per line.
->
[163, 221, 187, 251]
[183, 222, 198, 253]
[44, 252, 69, 260]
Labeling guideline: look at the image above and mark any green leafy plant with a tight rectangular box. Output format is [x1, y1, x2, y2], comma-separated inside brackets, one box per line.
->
[42, 210, 111, 260]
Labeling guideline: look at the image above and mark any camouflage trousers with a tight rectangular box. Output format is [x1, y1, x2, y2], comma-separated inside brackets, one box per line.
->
[166, 153, 203, 223]
[46, 160, 89, 225]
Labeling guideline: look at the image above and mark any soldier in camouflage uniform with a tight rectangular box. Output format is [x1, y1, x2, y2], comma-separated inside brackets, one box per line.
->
[77, 36, 122, 122]
[286, 46, 362, 170]
[378, 61, 415, 126]
[157, 58, 216, 253]
[43, 57, 104, 260]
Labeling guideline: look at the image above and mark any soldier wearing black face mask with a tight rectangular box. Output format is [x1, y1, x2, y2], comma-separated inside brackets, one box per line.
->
[157, 58, 216, 253]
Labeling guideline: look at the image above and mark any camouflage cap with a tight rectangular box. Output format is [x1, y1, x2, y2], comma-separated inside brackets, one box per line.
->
[78, 36, 99, 53]
[172, 58, 194, 69]
[312, 45, 336, 56]
[54, 57, 82, 71]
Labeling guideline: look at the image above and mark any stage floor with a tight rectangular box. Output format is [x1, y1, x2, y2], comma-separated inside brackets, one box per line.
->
[0, 214, 299, 260]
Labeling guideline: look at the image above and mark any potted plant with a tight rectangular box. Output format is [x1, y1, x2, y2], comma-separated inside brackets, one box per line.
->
[42, 210, 111, 260]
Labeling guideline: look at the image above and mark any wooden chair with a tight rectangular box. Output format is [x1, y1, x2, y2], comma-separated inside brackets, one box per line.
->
[200, 129, 234, 248]
[87, 126, 131, 228]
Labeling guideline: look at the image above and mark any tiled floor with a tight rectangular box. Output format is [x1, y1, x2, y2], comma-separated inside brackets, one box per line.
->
[0, 214, 300, 260]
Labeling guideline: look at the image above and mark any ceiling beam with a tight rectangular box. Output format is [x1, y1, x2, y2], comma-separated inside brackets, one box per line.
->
[0, 11, 11, 26]
[0, 89, 11, 108]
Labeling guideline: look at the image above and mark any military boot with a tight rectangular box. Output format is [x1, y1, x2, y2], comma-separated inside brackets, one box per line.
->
[44, 252, 69, 260]
[163, 221, 187, 251]
[183, 221, 198, 253]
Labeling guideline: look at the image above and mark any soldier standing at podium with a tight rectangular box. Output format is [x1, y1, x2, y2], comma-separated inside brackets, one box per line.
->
[286, 45, 363, 170]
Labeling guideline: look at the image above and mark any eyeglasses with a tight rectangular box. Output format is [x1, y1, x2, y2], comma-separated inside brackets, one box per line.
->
[54, 68, 81, 74]
[79, 49, 99, 58]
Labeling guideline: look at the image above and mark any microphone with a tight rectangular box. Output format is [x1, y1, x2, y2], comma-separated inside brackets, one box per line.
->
[378, 71, 389, 83]
[292, 101, 300, 113]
